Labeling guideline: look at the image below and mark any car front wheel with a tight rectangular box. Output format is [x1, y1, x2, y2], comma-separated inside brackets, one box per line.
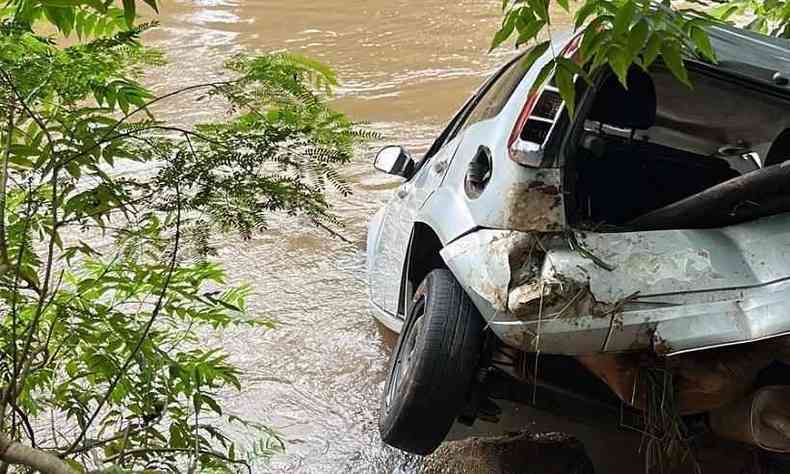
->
[379, 268, 484, 455]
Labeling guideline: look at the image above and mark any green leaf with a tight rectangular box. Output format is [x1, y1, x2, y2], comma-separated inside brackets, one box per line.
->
[747, 17, 768, 33]
[491, 13, 517, 51]
[555, 59, 576, 117]
[122, 0, 135, 28]
[43, 6, 66, 31]
[515, 17, 546, 47]
[607, 45, 630, 87]
[116, 92, 129, 114]
[574, 1, 599, 30]
[40, 0, 84, 7]
[201, 394, 223, 415]
[64, 459, 86, 474]
[19, 266, 40, 290]
[628, 19, 650, 61]
[641, 33, 663, 69]
[580, 22, 608, 62]
[662, 40, 691, 86]
[613, 0, 636, 37]
[142, 0, 159, 13]
[557, 0, 570, 13]
[521, 40, 552, 76]
[691, 26, 717, 62]
[530, 59, 556, 95]
[528, 0, 550, 23]
[65, 160, 82, 179]
[8, 155, 35, 169]
[710, 4, 739, 21]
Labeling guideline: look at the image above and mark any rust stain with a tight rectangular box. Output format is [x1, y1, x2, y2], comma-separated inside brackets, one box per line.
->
[652, 331, 672, 356]
[504, 171, 565, 233]
[527, 180, 561, 195]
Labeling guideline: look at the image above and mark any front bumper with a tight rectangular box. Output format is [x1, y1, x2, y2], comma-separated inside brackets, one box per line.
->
[440, 215, 790, 356]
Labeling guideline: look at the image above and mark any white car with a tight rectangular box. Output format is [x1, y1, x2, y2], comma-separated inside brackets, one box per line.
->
[366, 23, 790, 467]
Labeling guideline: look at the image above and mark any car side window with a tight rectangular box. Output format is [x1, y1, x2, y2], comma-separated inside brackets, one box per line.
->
[452, 52, 532, 136]
[419, 52, 529, 167]
[421, 96, 477, 163]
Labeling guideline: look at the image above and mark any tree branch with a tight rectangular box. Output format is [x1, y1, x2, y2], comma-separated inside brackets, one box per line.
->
[8, 402, 35, 448]
[0, 103, 13, 270]
[52, 83, 236, 172]
[103, 447, 251, 474]
[0, 193, 39, 428]
[65, 180, 182, 454]
[0, 433, 73, 474]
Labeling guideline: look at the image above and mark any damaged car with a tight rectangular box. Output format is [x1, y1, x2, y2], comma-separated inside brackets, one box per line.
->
[366, 21, 790, 468]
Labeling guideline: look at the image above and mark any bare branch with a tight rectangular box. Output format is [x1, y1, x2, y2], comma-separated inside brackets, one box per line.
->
[0, 433, 74, 474]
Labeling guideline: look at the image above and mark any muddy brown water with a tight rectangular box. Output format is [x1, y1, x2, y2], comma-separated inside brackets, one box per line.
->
[138, 2, 573, 472]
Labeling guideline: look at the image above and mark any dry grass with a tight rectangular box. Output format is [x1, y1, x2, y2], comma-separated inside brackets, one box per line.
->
[636, 366, 701, 474]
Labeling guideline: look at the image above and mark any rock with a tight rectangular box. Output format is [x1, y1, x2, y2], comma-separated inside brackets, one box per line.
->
[420, 431, 595, 474]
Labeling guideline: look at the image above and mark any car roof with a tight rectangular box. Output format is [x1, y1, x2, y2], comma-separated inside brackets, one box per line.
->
[705, 24, 790, 87]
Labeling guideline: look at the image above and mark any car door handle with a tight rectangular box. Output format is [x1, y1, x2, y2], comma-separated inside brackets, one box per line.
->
[396, 186, 409, 199]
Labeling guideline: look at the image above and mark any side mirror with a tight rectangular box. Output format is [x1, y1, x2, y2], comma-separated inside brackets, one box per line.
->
[374, 146, 414, 178]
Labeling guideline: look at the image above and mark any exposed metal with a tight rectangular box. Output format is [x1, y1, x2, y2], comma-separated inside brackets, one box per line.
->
[441, 214, 790, 356]
[710, 386, 790, 452]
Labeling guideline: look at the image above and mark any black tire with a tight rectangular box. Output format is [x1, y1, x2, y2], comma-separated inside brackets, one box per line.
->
[379, 268, 484, 455]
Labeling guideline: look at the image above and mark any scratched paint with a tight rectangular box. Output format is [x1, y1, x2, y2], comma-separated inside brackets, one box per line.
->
[441, 217, 790, 356]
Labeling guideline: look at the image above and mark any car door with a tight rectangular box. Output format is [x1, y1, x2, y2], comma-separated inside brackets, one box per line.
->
[367, 114, 471, 319]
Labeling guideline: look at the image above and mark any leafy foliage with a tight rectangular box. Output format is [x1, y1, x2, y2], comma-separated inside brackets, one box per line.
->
[492, 0, 790, 115]
[706, 0, 790, 37]
[0, 2, 366, 473]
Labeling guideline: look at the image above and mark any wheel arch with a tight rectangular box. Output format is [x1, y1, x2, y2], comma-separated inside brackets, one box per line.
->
[397, 222, 447, 317]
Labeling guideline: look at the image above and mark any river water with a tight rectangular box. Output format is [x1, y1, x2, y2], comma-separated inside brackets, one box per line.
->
[140, 2, 552, 472]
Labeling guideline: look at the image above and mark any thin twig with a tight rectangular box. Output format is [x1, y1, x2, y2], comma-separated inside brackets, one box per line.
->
[69, 414, 162, 456]
[0, 188, 38, 428]
[103, 447, 252, 474]
[0, 103, 14, 267]
[532, 277, 546, 405]
[0, 68, 59, 426]
[601, 291, 641, 352]
[310, 218, 352, 244]
[65, 180, 183, 454]
[8, 402, 35, 449]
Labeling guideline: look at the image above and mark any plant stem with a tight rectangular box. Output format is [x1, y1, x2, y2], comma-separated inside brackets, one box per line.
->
[0, 104, 13, 269]
[103, 447, 251, 474]
[64, 181, 182, 455]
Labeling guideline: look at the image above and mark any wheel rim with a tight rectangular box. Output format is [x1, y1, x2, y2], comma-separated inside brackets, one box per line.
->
[385, 301, 425, 410]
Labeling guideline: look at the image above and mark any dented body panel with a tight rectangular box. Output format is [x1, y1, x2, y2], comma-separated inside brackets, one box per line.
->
[367, 26, 790, 358]
[367, 34, 570, 322]
[441, 214, 790, 356]
[366, 23, 790, 456]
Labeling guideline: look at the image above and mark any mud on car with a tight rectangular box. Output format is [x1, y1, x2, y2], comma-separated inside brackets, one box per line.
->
[366, 23, 790, 466]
